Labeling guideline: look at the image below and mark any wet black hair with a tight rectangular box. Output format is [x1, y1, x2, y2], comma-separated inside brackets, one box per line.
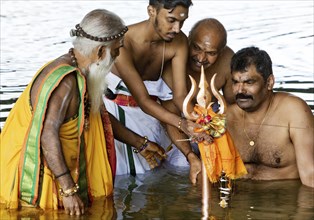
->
[230, 46, 273, 82]
[149, 0, 193, 11]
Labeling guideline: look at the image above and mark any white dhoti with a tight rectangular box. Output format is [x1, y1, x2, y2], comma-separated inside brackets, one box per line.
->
[104, 72, 189, 175]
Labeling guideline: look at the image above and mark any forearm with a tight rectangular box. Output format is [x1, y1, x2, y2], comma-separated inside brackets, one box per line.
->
[109, 113, 147, 150]
[41, 129, 75, 189]
[172, 94, 185, 113]
[138, 98, 182, 129]
[165, 123, 201, 165]
[165, 123, 191, 156]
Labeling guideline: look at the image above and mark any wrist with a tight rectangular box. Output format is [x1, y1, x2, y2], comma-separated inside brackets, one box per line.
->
[185, 150, 194, 162]
[59, 183, 79, 197]
[54, 169, 70, 179]
[177, 117, 184, 131]
[133, 136, 149, 153]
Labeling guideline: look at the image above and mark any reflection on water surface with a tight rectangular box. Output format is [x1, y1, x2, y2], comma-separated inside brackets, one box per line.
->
[1, 167, 313, 219]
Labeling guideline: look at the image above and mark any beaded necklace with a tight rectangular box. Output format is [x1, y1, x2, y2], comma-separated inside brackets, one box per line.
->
[68, 48, 90, 130]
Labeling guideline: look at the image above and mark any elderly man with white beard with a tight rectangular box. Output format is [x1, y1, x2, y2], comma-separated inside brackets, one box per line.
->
[0, 9, 166, 216]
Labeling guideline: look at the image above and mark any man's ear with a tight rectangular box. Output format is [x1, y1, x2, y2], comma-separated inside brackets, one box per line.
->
[267, 74, 275, 90]
[147, 5, 156, 18]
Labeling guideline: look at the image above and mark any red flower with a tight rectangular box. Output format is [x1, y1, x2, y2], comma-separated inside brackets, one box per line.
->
[204, 115, 212, 123]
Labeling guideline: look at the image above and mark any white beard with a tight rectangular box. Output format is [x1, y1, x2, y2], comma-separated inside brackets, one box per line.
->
[87, 47, 114, 113]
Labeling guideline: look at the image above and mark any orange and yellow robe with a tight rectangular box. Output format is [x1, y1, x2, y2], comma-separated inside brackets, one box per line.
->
[0, 63, 115, 210]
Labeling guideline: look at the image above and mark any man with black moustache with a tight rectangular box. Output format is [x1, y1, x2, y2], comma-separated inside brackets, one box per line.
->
[226, 46, 313, 188]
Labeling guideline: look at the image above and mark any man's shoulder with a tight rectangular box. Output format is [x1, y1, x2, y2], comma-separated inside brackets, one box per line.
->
[43, 59, 80, 85]
[273, 92, 313, 128]
[275, 92, 310, 110]
[169, 31, 188, 46]
[166, 31, 188, 51]
[220, 46, 234, 59]
[127, 20, 145, 30]
[275, 92, 305, 103]
[162, 32, 188, 57]
[178, 31, 188, 41]
[209, 46, 234, 78]
[123, 21, 146, 42]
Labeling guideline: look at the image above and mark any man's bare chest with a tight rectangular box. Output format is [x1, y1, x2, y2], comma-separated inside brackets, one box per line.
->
[132, 43, 171, 80]
[232, 124, 295, 168]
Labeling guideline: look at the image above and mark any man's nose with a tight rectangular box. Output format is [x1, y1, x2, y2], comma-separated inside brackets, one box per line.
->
[172, 22, 180, 33]
[196, 52, 206, 63]
[236, 83, 246, 94]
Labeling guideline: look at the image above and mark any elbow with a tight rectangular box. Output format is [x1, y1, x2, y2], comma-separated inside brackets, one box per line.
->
[300, 165, 314, 188]
[301, 174, 314, 188]
[301, 179, 314, 188]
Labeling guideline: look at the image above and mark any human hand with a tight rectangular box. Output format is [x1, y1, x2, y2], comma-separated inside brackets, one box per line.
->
[140, 141, 167, 169]
[180, 119, 213, 143]
[186, 152, 202, 185]
[62, 193, 85, 216]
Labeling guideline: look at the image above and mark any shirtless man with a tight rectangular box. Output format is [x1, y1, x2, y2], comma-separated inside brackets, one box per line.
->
[108, 0, 196, 131]
[104, 0, 211, 175]
[163, 18, 235, 104]
[226, 46, 314, 188]
[162, 18, 235, 184]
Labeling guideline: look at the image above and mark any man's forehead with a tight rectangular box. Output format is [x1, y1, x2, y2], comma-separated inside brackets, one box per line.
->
[232, 67, 261, 79]
[192, 33, 219, 51]
[231, 73, 253, 83]
[192, 40, 217, 52]
[165, 6, 189, 20]
[232, 72, 249, 79]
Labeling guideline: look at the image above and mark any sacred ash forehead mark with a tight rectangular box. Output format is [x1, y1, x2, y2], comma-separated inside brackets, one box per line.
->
[180, 13, 185, 17]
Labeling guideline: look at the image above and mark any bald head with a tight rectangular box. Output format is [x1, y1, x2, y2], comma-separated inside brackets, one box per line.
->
[189, 18, 227, 51]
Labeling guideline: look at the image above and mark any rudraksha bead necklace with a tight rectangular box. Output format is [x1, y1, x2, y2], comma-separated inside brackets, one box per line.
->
[68, 48, 90, 130]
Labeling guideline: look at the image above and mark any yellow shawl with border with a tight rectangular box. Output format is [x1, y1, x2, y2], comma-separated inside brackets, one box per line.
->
[0, 63, 113, 209]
